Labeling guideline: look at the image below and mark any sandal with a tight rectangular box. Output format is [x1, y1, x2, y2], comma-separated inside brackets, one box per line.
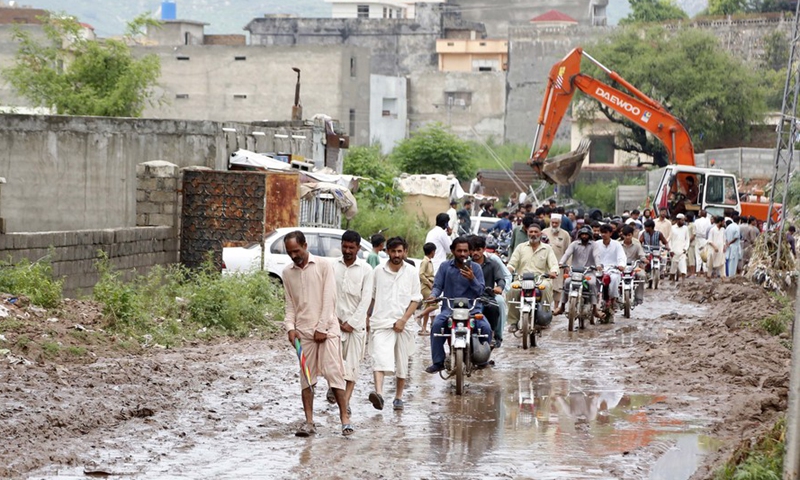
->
[342, 424, 355, 436]
[417, 330, 428, 336]
[295, 422, 316, 437]
[368, 391, 384, 410]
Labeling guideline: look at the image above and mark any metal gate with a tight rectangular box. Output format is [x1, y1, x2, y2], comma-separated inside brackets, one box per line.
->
[299, 194, 341, 229]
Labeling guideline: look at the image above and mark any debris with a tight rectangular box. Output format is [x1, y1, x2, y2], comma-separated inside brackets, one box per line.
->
[7, 354, 32, 366]
[0, 305, 8, 318]
[28, 306, 46, 317]
[0, 348, 9, 355]
[47, 317, 59, 323]
[0, 334, 6, 342]
[73, 324, 87, 331]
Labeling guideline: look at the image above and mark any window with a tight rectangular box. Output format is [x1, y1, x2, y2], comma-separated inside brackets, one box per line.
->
[472, 59, 498, 72]
[271, 233, 320, 255]
[176, 56, 190, 61]
[382, 98, 397, 118]
[383, 7, 388, 17]
[233, 94, 247, 99]
[184, 32, 190, 45]
[447, 42, 454, 46]
[444, 91, 472, 108]
[397, 9, 402, 18]
[588, 136, 615, 164]
[350, 57, 357, 77]
[349, 109, 356, 141]
[704, 175, 738, 206]
[234, 56, 246, 61]
[479, 42, 487, 46]
[357, 5, 369, 18]
[175, 94, 189, 99]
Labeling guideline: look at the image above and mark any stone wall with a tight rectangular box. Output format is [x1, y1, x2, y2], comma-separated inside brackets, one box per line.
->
[0, 226, 178, 298]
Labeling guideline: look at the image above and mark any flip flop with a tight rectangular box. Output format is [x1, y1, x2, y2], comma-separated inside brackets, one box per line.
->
[295, 422, 316, 437]
[326, 388, 336, 404]
[368, 391, 384, 410]
[342, 424, 355, 436]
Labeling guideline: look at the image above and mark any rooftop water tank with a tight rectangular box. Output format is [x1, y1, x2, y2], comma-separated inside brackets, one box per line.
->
[161, 1, 176, 20]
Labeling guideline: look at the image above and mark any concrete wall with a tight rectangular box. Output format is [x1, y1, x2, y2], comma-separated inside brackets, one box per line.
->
[0, 115, 324, 233]
[370, 75, 408, 153]
[455, 0, 598, 36]
[138, 44, 371, 141]
[616, 185, 647, 214]
[245, 3, 454, 76]
[145, 21, 206, 46]
[0, 226, 178, 298]
[408, 70, 506, 140]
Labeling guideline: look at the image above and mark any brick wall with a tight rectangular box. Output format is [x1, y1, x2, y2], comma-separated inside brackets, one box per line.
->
[137, 161, 180, 228]
[0, 226, 178, 298]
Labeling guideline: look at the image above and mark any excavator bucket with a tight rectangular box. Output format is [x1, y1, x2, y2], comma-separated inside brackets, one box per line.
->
[537, 138, 591, 185]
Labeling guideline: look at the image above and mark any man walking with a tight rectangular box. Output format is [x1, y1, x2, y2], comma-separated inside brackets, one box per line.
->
[331, 230, 373, 417]
[669, 213, 690, 282]
[425, 212, 452, 272]
[368, 237, 422, 411]
[694, 210, 711, 276]
[282, 231, 352, 437]
[725, 215, 742, 277]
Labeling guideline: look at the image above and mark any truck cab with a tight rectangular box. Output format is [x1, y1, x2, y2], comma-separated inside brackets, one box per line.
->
[653, 166, 741, 219]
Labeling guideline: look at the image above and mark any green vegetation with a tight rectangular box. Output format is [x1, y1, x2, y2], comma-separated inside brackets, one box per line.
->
[93, 253, 283, 347]
[41, 340, 60, 357]
[581, 27, 766, 166]
[620, 0, 688, 24]
[0, 256, 63, 308]
[469, 139, 571, 173]
[571, 178, 646, 213]
[760, 293, 794, 336]
[715, 417, 785, 480]
[3, 13, 161, 116]
[390, 123, 475, 181]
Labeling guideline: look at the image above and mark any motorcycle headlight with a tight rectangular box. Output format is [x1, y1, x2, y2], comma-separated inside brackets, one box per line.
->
[452, 309, 469, 321]
[571, 273, 584, 281]
[521, 280, 536, 290]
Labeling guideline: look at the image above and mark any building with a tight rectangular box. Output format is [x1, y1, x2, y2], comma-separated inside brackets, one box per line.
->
[454, 0, 608, 36]
[137, 44, 371, 144]
[324, 0, 446, 19]
[436, 37, 507, 72]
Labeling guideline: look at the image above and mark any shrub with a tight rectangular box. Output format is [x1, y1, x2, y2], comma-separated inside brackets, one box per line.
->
[0, 256, 63, 308]
[347, 207, 428, 257]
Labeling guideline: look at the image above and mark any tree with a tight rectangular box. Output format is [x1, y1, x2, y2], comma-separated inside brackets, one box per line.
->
[390, 123, 474, 180]
[707, 0, 749, 14]
[620, 0, 689, 24]
[343, 145, 404, 210]
[575, 27, 766, 166]
[3, 13, 161, 117]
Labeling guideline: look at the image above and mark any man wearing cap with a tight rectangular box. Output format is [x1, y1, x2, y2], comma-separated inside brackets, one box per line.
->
[669, 213, 690, 282]
[543, 214, 571, 316]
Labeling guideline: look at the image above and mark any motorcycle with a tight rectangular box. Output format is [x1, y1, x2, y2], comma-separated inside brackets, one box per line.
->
[488, 229, 512, 263]
[598, 265, 621, 324]
[510, 273, 552, 349]
[643, 245, 666, 290]
[619, 261, 642, 319]
[432, 297, 491, 395]
[562, 265, 596, 332]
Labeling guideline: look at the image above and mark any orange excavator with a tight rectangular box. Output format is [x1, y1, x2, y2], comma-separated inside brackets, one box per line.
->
[528, 47, 778, 222]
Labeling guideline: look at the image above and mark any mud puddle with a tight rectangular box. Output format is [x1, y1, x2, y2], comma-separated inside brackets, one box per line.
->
[27, 287, 717, 480]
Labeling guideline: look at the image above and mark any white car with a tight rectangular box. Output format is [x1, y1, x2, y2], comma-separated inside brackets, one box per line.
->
[470, 216, 501, 235]
[222, 227, 377, 281]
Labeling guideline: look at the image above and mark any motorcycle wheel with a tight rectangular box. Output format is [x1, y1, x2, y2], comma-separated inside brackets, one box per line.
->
[567, 297, 578, 332]
[455, 351, 464, 395]
[653, 270, 660, 290]
[623, 291, 631, 319]
[521, 311, 531, 350]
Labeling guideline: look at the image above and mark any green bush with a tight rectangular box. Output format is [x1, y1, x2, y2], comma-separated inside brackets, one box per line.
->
[391, 123, 474, 181]
[0, 256, 63, 308]
[760, 293, 793, 336]
[347, 207, 428, 258]
[93, 252, 284, 346]
[715, 417, 785, 480]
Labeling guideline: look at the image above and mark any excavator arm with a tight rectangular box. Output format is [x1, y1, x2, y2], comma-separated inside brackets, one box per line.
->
[529, 48, 696, 184]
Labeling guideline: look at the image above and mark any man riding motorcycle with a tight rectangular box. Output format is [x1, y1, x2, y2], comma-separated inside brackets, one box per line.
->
[556, 226, 601, 318]
[620, 225, 647, 306]
[506, 223, 559, 330]
[595, 223, 627, 315]
[424, 236, 492, 374]
[468, 235, 507, 348]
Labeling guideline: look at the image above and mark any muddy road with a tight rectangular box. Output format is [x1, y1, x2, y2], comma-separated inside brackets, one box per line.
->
[1, 278, 790, 479]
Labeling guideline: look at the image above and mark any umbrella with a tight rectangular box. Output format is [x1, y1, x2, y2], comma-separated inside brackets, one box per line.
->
[294, 338, 314, 392]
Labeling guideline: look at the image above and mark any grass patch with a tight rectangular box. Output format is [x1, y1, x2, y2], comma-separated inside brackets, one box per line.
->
[15, 334, 30, 349]
[92, 253, 284, 347]
[65, 346, 86, 357]
[715, 417, 785, 480]
[41, 340, 60, 357]
[0, 318, 24, 333]
[0, 255, 63, 308]
[760, 293, 793, 336]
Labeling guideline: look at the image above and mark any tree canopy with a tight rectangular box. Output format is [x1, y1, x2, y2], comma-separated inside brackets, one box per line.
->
[3, 13, 161, 117]
[620, 0, 689, 24]
[707, 0, 749, 15]
[390, 123, 475, 180]
[576, 27, 766, 166]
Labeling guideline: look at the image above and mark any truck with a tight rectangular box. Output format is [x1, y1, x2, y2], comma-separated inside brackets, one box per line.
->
[528, 47, 779, 222]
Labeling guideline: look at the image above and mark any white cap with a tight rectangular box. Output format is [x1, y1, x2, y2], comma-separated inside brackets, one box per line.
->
[625, 218, 635, 225]
[550, 213, 562, 221]
[676, 213, 686, 219]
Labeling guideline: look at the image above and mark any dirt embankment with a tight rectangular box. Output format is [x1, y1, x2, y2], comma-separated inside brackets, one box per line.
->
[627, 277, 791, 479]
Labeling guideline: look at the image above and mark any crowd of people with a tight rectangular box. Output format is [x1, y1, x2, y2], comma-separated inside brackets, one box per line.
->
[280, 196, 797, 438]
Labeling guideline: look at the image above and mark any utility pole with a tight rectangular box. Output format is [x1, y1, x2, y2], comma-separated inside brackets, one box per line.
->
[291, 67, 302, 121]
[779, 3, 800, 478]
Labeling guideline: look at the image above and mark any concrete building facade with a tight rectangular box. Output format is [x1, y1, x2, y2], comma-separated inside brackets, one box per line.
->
[436, 38, 508, 72]
[370, 74, 408, 153]
[408, 70, 506, 140]
[137, 44, 371, 144]
[455, 0, 608, 37]
[324, 0, 446, 19]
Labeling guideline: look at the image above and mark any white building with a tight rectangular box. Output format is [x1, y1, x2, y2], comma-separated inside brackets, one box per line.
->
[324, 0, 446, 19]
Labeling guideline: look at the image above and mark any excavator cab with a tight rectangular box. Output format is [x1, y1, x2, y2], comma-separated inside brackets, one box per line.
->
[654, 167, 740, 218]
